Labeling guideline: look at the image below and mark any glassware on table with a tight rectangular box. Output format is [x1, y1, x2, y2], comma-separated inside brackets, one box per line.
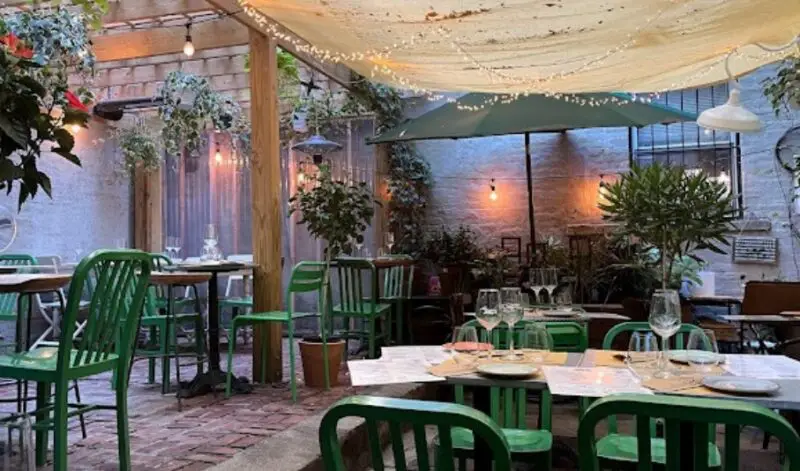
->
[500, 287, 524, 359]
[354, 235, 364, 257]
[520, 323, 551, 363]
[626, 331, 659, 377]
[384, 232, 395, 254]
[686, 329, 721, 373]
[648, 289, 682, 379]
[475, 289, 501, 356]
[172, 236, 182, 261]
[72, 247, 85, 263]
[542, 268, 559, 304]
[528, 268, 543, 304]
[447, 325, 479, 363]
[553, 288, 572, 308]
[204, 224, 219, 247]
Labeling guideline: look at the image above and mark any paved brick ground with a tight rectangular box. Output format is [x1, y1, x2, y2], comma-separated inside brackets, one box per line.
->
[0, 339, 358, 471]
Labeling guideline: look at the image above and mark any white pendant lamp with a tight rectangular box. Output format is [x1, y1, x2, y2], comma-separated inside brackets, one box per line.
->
[697, 87, 761, 133]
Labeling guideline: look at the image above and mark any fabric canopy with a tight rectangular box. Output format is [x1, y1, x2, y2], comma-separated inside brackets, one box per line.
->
[243, 0, 798, 93]
[368, 93, 696, 143]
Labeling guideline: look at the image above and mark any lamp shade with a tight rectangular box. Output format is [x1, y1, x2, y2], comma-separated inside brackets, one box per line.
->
[291, 134, 343, 156]
[697, 88, 761, 133]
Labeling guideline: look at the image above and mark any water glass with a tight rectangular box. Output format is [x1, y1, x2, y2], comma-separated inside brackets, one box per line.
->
[500, 287, 524, 357]
[686, 329, 721, 373]
[648, 289, 682, 378]
[448, 325, 479, 362]
[553, 288, 572, 308]
[475, 289, 501, 354]
[204, 224, 218, 247]
[520, 324, 551, 363]
[626, 331, 659, 377]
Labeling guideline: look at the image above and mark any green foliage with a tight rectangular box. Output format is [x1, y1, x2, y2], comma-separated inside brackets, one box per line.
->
[763, 56, 800, 116]
[0, 13, 91, 208]
[345, 76, 432, 254]
[289, 164, 376, 259]
[281, 89, 351, 147]
[27, 0, 108, 30]
[111, 119, 163, 176]
[473, 246, 516, 288]
[599, 163, 737, 288]
[157, 71, 250, 157]
[418, 225, 483, 267]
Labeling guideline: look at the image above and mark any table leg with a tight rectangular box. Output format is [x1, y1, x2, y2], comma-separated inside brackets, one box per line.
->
[178, 273, 252, 398]
[472, 386, 493, 470]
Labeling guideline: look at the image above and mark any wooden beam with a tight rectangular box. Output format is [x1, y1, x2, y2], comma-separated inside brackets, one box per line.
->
[204, 0, 352, 89]
[92, 18, 247, 62]
[249, 29, 283, 383]
[4, 0, 213, 23]
[133, 166, 163, 252]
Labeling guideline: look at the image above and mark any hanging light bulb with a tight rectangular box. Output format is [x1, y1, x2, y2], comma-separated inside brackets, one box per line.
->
[489, 178, 498, 201]
[183, 22, 195, 58]
[68, 124, 82, 135]
[214, 142, 223, 165]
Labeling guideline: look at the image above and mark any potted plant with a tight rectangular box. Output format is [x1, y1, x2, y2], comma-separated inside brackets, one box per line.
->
[289, 163, 376, 387]
[763, 56, 800, 114]
[599, 163, 738, 290]
[111, 118, 163, 177]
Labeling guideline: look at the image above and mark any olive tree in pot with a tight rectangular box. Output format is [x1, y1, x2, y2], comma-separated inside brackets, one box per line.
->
[599, 163, 738, 291]
[289, 164, 375, 387]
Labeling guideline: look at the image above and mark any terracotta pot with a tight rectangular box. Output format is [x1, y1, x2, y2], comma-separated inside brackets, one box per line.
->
[299, 338, 344, 388]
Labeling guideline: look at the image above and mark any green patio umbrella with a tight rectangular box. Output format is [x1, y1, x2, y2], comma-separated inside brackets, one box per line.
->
[367, 93, 696, 257]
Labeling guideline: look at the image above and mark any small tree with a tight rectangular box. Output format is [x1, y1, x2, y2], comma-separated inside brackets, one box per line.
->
[599, 163, 738, 289]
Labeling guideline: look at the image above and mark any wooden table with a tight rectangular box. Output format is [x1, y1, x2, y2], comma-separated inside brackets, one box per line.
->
[719, 314, 800, 352]
[166, 262, 254, 397]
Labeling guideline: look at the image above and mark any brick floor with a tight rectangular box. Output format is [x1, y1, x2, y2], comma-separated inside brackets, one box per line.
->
[0, 339, 360, 471]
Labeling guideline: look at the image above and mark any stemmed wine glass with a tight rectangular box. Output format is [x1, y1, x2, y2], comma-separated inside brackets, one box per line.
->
[542, 268, 559, 305]
[475, 289, 501, 356]
[354, 234, 364, 257]
[648, 289, 682, 379]
[384, 232, 395, 255]
[528, 268, 543, 304]
[500, 287, 524, 359]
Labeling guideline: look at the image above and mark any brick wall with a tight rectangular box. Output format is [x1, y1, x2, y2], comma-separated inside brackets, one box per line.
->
[414, 66, 800, 296]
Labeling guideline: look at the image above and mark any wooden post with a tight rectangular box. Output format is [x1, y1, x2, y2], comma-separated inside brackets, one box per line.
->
[249, 30, 283, 383]
[133, 166, 163, 252]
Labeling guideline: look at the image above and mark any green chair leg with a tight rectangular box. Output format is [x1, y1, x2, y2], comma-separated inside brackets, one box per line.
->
[368, 318, 376, 359]
[160, 325, 170, 394]
[52, 382, 69, 471]
[260, 325, 268, 384]
[226, 321, 239, 398]
[288, 321, 297, 402]
[194, 316, 205, 375]
[147, 326, 157, 384]
[116, 376, 131, 471]
[35, 381, 51, 467]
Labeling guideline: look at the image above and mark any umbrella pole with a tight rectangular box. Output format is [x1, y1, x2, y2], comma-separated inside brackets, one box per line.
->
[525, 132, 536, 264]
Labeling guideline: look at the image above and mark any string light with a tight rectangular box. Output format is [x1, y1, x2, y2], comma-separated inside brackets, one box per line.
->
[214, 141, 223, 165]
[183, 22, 195, 58]
[67, 124, 82, 135]
[489, 178, 498, 201]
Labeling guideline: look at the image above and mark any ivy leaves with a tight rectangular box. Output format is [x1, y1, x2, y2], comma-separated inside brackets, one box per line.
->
[111, 119, 163, 175]
[157, 71, 250, 157]
[763, 56, 799, 116]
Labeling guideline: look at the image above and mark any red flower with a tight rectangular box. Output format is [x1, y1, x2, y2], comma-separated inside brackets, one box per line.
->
[1, 33, 34, 59]
[65, 90, 90, 113]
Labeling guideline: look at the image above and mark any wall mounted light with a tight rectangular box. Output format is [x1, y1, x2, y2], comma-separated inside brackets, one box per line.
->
[183, 22, 195, 58]
[489, 178, 498, 201]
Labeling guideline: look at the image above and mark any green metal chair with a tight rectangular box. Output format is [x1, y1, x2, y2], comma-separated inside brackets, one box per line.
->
[225, 261, 329, 402]
[0, 254, 37, 328]
[320, 395, 513, 471]
[588, 321, 710, 469]
[578, 394, 800, 471]
[331, 259, 391, 359]
[380, 257, 414, 344]
[602, 321, 702, 350]
[463, 318, 586, 353]
[0, 249, 152, 471]
[452, 319, 553, 470]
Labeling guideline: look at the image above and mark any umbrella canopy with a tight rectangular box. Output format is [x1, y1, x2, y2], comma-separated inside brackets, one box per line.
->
[368, 93, 696, 144]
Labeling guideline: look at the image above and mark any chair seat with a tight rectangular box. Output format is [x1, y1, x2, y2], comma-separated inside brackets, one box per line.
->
[220, 297, 253, 308]
[0, 347, 118, 381]
[235, 311, 319, 323]
[597, 433, 721, 466]
[449, 426, 552, 454]
[141, 312, 202, 326]
[332, 302, 392, 316]
[155, 297, 198, 310]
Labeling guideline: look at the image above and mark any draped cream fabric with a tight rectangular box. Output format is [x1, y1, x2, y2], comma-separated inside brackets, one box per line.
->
[243, 0, 799, 93]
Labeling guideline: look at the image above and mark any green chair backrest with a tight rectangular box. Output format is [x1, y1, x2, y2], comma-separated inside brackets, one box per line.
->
[319, 395, 512, 471]
[381, 255, 414, 299]
[60, 250, 152, 378]
[0, 254, 37, 315]
[602, 321, 701, 350]
[286, 261, 328, 314]
[145, 253, 175, 314]
[461, 318, 587, 353]
[457, 319, 552, 431]
[335, 258, 378, 315]
[578, 394, 800, 471]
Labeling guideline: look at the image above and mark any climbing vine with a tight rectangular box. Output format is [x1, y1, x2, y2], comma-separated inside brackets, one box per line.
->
[344, 75, 431, 254]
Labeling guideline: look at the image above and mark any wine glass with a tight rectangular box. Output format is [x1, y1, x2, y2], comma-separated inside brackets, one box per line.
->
[500, 287, 524, 359]
[554, 288, 572, 309]
[173, 236, 183, 261]
[648, 289, 682, 379]
[686, 329, 720, 373]
[626, 331, 659, 378]
[520, 323, 551, 363]
[447, 325, 479, 363]
[528, 268, 542, 304]
[475, 289, 501, 356]
[354, 235, 364, 257]
[204, 224, 218, 247]
[385, 232, 395, 254]
[543, 268, 559, 304]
